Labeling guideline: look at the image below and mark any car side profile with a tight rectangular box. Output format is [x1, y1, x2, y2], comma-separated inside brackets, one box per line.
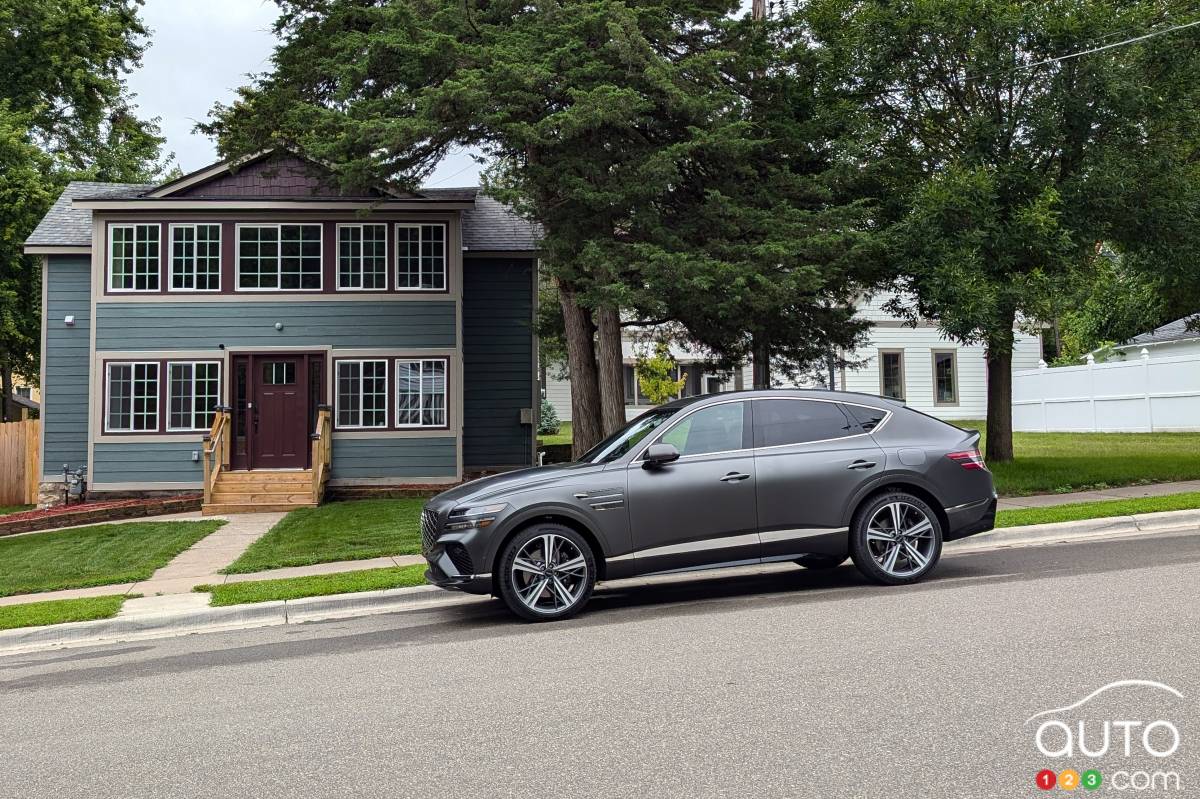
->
[421, 390, 997, 621]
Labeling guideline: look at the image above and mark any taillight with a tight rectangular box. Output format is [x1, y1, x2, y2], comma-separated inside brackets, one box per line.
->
[947, 448, 986, 470]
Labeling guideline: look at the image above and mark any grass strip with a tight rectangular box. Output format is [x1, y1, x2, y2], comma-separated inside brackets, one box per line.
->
[199, 564, 429, 606]
[0, 594, 134, 631]
[996, 491, 1200, 528]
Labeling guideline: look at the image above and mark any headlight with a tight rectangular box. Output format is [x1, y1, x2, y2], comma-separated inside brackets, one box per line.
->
[445, 503, 507, 531]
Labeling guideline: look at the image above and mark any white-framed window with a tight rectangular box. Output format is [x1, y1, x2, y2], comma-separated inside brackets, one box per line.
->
[337, 224, 388, 290]
[933, 350, 958, 406]
[395, 358, 447, 427]
[336, 360, 389, 429]
[106, 362, 160, 432]
[879, 349, 905, 401]
[108, 223, 160, 292]
[395, 223, 446, 291]
[167, 361, 222, 431]
[169, 224, 221, 291]
[237, 223, 323, 291]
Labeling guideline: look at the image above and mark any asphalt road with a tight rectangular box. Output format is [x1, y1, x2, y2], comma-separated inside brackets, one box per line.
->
[1, 530, 1198, 799]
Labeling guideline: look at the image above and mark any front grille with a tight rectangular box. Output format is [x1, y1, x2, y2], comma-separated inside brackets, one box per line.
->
[420, 508, 441, 555]
[445, 542, 475, 576]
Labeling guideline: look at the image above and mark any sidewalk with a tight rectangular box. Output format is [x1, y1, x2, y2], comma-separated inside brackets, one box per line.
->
[996, 479, 1200, 510]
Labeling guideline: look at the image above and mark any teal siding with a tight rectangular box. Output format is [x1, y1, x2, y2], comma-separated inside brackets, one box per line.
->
[42, 256, 92, 477]
[330, 436, 457, 479]
[92, 441, 204, 485]
[462, 258, 535, 469]
[95, 301, 456, 350]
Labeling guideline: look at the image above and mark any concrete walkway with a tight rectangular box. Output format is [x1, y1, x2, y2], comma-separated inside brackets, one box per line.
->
[4, 479, 1200, 610]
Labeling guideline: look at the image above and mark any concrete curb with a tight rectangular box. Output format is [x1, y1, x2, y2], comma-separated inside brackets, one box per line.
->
[3, 507, 1198, 656]
[946, 508, 1200, 552]
[0, 585, 484, 656]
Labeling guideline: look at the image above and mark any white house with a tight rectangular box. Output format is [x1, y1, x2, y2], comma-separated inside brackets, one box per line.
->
[545, 293, 1043, 422]
[1109, 313, 1200, 359]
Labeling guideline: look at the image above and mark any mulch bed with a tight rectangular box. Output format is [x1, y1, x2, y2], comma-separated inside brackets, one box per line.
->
[0, 495, 203, 537]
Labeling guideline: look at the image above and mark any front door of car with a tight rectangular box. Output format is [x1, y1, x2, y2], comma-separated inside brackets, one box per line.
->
[751, 398, 887, 561]
[625, 400, 760, 574]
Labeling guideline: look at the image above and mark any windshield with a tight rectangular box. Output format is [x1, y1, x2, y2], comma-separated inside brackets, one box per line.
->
[578, 407, 680, 464]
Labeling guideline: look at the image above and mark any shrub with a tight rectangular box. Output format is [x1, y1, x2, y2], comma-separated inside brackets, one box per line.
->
[538, 397, 561, 435]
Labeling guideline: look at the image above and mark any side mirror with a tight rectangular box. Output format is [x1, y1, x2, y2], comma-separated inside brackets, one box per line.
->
[642, 443, 680, 468]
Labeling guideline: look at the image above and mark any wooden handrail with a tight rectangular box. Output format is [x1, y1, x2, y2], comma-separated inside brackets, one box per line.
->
[310, 406, 333, 504]
[202, 409, 231, 505]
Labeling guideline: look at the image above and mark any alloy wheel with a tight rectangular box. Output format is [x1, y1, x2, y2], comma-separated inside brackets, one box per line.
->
[509, 533, 589, 615]
[864, 501, 936, 578]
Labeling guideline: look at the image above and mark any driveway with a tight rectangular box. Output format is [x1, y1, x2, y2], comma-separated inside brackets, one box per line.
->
[1, 530, 1197, 798]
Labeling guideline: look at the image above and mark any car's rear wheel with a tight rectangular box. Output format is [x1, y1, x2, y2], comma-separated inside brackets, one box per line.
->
[850, 492, 942, 585]
[497, 525, 596, 621]
[794, 554, 848, 570]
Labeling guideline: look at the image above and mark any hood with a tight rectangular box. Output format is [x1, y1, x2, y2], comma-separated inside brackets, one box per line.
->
[431, 462, 605, 508]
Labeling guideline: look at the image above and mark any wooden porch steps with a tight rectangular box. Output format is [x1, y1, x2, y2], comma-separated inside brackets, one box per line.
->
[202, 469, 319, 516]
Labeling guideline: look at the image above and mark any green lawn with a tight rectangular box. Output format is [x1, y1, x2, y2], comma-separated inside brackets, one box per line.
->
[996, 491, 1200, 529]
[0, 504, 33, 516]
[199, 565, 428, 606]
[953, 421, 1200, 496]
[222, 498, 425, 574]
[0, 594, 133, 631]
[0, 521, 223, 597]
[538, 420, 573, 447]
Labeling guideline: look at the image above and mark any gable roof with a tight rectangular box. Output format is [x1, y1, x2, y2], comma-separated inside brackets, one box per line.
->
[1117, 313, 1200, 348]
[25, 170, 542, 253]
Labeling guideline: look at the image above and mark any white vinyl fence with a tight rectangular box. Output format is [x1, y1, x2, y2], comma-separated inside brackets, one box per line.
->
[1013, 350, 1200, 432]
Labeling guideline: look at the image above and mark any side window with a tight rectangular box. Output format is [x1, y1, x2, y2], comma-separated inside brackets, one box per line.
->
[658, 402, 746, 456]
[843, 403, 887, 432]
[753, 399, 857, 448]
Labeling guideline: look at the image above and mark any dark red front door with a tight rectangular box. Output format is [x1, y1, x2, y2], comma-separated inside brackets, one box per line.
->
[231, 353, 324, 471]
[253, 357, 306, 468]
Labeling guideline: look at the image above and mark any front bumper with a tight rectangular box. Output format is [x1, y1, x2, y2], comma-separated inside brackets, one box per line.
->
[944, 495, 997, 541]
[421, 507, 496, 595]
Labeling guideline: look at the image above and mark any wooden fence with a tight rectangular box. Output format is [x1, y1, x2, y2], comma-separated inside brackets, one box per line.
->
[0, 419, 40, 505]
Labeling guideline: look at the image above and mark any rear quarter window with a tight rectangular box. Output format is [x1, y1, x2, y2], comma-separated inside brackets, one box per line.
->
[753, 399, 859, 448]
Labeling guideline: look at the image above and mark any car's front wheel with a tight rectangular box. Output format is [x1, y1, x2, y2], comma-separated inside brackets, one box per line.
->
[497, 524, 596, 621]
[850, 492, 943, 585]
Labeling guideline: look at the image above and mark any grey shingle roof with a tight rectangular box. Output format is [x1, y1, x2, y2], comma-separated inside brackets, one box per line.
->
[1123, 313, 1200, 346]
[26, 181, 541, 252]
[459, 194, 543, 252]
[25, 181, 154, 247]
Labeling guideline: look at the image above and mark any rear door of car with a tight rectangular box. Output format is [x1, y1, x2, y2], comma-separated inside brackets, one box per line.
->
[624, 400, 760, 574]
[751, 398, 886, 562]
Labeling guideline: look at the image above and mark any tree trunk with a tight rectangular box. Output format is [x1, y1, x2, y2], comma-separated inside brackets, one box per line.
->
[984, 322, 1015, 463]
[0, 364, 11, 423]
[557, 279, 603, 458]
[595, 306, 627, 435]
[751, 334, 771, 389]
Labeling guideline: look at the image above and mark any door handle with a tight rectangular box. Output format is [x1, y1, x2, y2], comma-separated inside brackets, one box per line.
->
[720, 472, 751, 482]
[847, 460, 877, 470]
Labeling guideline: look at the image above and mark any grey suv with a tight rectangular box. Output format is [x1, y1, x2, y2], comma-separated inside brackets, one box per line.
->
[422, 390, 996, 621]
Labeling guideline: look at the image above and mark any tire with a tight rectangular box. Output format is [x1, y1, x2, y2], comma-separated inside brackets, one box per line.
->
[850, 491, 943, 586]
[794, 554, 848, 570]
[497, 524, 597, 621]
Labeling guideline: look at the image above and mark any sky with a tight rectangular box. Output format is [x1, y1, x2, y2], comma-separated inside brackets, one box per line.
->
[125, 0, 483, 187]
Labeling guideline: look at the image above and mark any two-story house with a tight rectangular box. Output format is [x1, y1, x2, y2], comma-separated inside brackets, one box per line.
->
[23, 152, 539, 512]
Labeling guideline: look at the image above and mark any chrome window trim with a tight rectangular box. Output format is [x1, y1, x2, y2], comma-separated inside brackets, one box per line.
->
[627, 395, 895, 463]
[750, 396, 894, 452]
